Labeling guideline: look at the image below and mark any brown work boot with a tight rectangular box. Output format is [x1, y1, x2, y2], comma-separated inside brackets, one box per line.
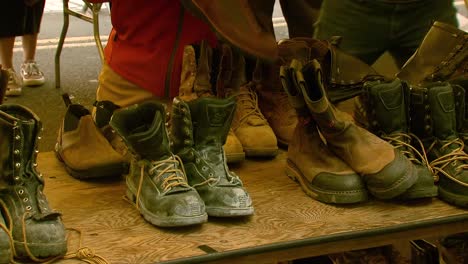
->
[254, 60, 297, 147]
[281, 60, 367, 204]
[398, 21, 467, 86]
[295, 59, 417, 199]
[180, 0, 278, 61]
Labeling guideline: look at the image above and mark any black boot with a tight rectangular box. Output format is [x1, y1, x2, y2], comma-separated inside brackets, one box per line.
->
[171, 96, 254, 217]
[362, 78, 438, 199]
[109, 101, 207, 227]
[0, 104, 67, 260]
[410, 83, 468, 207]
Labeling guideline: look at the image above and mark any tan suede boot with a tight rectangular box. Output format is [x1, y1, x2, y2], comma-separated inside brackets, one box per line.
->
[294, 59, 417, 199]
[56, 104, 128, 179]
[281, 60, 367, 204]
[226, 51, 278, 158]
[398, 21, 467, 86]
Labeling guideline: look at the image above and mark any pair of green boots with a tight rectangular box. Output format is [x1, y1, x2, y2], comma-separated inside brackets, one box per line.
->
[281, 59, 438, 205]
[0, 105, 67, 263]
[109, 96, 254, 227]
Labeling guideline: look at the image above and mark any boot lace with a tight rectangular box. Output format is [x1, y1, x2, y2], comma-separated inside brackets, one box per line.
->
[136, 155, 189, 207]
[427, 138, 468, 185]
[381, 132, 434, 177]
[232, 84, 267, 130]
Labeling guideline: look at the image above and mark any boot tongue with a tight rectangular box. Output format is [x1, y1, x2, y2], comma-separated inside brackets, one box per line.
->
[428, 83, 457, 141]
[19, 118, 39, 166]
[127, 111, 171, 161]
[369, 79, 408, 134]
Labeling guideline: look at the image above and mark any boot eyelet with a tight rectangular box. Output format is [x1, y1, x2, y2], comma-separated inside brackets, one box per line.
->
[15, 135, 21, 140]
[23, 198, 28, 202]
[33, 163, 38, 167]
[208, 173, 214, 177]
[35, 150, 39, 154]
[14, 177, 20, 181]
[195, 158, 200, 163]
[15, 163, 21, 168]
[37, 136, 42, 140]
[18, 189, 24, 195]
[26, 206, 32, 211]
[14, 149, 20, 155]
[202, 166, 208, 171]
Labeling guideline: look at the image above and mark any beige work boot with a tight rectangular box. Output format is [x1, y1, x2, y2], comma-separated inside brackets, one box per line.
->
[281, 60, 368, 204]
[226, 51, 278, 158]
[224, 129, 245, 163]
[295, 59, 417, 199]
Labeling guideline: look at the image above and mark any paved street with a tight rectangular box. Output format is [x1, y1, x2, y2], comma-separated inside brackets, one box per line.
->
[4, 0, 468, 152]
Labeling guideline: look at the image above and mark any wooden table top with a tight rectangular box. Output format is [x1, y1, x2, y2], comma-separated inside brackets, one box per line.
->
[38, 151, 468, 264]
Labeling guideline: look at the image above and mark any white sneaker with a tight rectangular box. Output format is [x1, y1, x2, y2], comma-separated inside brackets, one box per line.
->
[5, 68, 22, 96]
[21, 61, 45, 86]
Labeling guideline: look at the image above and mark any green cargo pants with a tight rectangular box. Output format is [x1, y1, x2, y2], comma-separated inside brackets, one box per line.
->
[314, 0, 458, 67]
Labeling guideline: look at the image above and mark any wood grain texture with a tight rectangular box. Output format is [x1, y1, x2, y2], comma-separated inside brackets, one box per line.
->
[36, 151, 468, 264]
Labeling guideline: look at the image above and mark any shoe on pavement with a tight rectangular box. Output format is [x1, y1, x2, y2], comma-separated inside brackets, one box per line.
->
[21, 61, 45, 86]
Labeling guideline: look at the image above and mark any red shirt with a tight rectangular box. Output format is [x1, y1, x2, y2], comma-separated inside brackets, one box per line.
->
[89, 0, 217, 98]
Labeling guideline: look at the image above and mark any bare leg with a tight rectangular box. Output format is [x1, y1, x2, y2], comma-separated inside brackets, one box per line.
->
[22, 34, 38, 62]
[0, 37, 16, 69]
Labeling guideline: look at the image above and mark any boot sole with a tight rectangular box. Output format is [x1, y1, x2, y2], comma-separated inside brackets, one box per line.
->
[206, 206, 254, 217]
[55, 144, 129, 179]
[244, 147, 278, 158]
[285, 160, 368, 204]
[126, 189, 208, 227]
[438, 186, 468, 208]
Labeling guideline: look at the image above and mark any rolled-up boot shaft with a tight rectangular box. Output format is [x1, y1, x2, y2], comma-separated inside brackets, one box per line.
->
[362, 79, 437, 199]
[280, 60, 367, 204]
[411, 83, 468, 207]
[55, 104, 128, 179]
[398, 21, 468, 86]
[294, 59, 417, 199]
[0, 104, 67, 260]
[171, 96, 254, 217]
[109, 101, 207, 227]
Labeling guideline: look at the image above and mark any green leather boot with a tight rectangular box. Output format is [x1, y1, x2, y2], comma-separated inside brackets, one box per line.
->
[0, 104, 67, 260]
[171, 97, 254, 217]
[452, 78, 468, 153]
[280, 60, 368, 204]
[109, 101, 207, 227]
[294, 59, 417, 200]
[362, 78, 438, 199]
[410, 83, 468, 207]
[0, 211, 12, 264]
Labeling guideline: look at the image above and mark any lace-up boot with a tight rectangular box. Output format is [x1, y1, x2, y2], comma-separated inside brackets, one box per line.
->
[226, 53, 277, 158]
[398, 21, 467, 86]
[295, 59, 417, 199]
[362, 78, 438, 199]
[171, 96, 254, 217]
[452, 78, 468, 153]
[109, 101, 207, 227]
[0, 104, 67, 260]
[410, 83, 468, 207]
[280, 60, 367, 204]
[0, 212, 12, 264]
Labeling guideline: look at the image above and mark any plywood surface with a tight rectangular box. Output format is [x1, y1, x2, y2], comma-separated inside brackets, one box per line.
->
[37, 151, 468, 264]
